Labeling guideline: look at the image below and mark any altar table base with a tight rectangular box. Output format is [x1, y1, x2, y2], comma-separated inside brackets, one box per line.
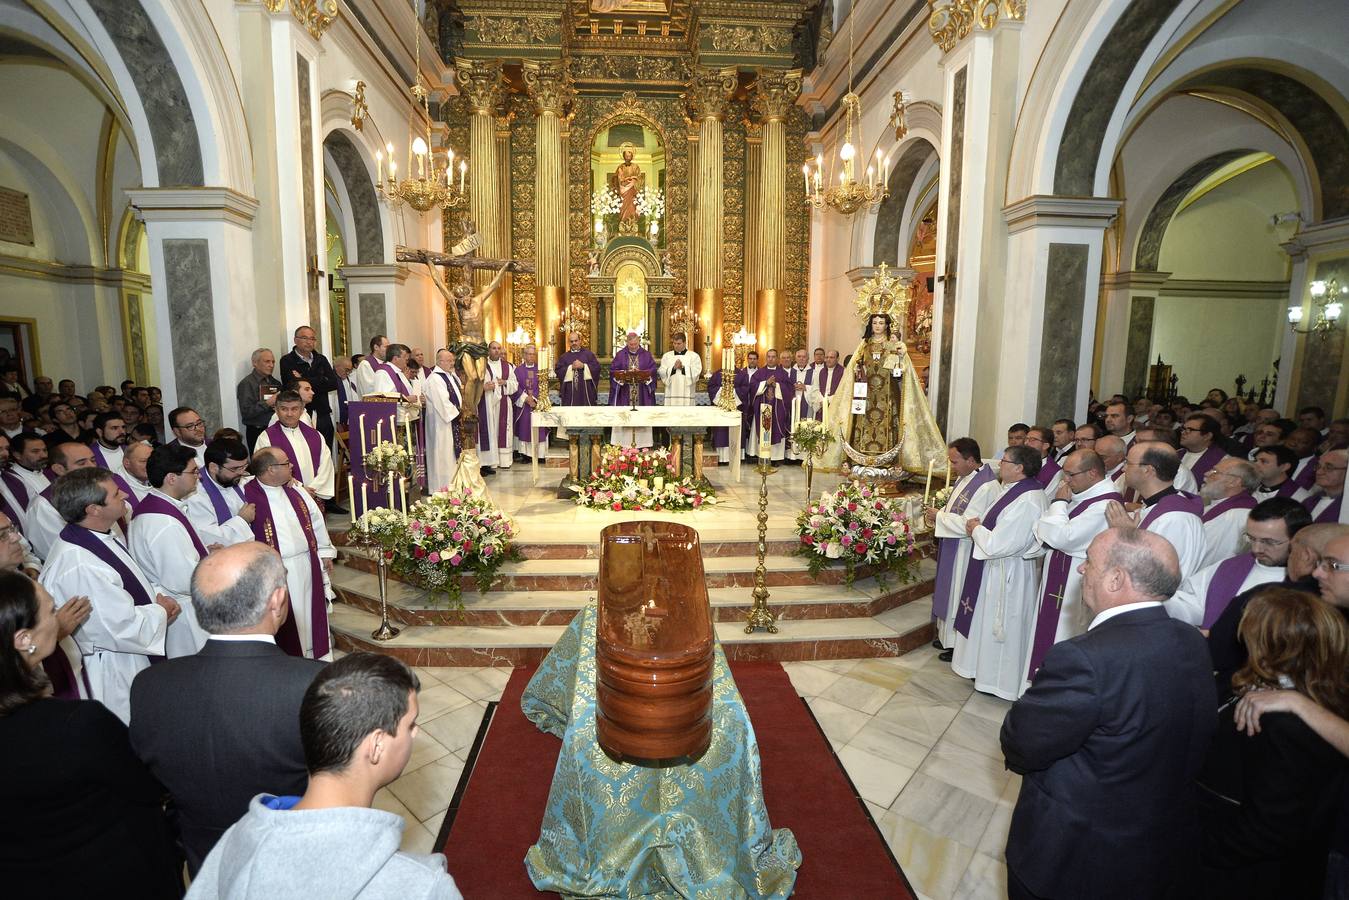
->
[522, 604, 800, 898]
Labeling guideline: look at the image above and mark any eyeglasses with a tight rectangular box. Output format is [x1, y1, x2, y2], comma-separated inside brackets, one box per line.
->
[1179, 426, 1202, 434]
[1245, 535, 1288, 548]
[1318, 463, 1347, 472]
[1318, 558, 1349, 574]
[0, 525, 17, 542]
[175, 420, 206, 430]
[1063, 468, 1092, 477]
[1208, 470, 1241, 480]
[269, 460, 293, 469]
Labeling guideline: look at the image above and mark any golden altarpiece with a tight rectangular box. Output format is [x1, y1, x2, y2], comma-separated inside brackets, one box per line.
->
[436, 0, 819, 370]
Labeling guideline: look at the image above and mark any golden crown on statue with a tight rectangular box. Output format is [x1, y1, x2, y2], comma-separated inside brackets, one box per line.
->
[853, 262, 910, 319]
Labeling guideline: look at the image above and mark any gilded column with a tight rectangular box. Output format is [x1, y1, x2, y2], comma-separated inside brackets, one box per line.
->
[687, 66, 737, 367]
[523, 60, 572, 358]
[494, 111, 514, 340]
[456, 58, 507, 343]
[752, 68, 802, 356]
[743, 121, 762, 329]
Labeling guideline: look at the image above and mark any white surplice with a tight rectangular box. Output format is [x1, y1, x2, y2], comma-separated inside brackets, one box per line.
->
[1137, 497, 1206, 581]
[128, 488, 209, 657]
[932, 475, 1001, 649]
[255, 424, 335, 499]
[1029, 478, 1118, 660]
[261, 482, 335, 660]
[422, 367, 461, 493]
[784, 366, 814, 462]
[479, 358, 518, 467]
[951, 483, 1047, 701]
[115, 469, 154, 506]
[24, 495, 64, 562]
[40, 528, 168, 723]
[371, 367, 421, 400]
[10, 464, 48, 498]
[1167, 558, 1285, 628]
[658, 350, 702, 406]
[352, 357, 381, 397]
[185, 473, 254, 546]
[1199, 499, 1253, 570]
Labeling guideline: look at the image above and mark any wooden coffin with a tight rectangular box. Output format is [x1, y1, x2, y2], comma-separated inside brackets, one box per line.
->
[595, 521, 714, 763]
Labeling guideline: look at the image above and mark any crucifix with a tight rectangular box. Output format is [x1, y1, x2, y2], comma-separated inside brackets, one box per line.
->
[307, 254, 325, 293]
[1047, 586, 1068, 611]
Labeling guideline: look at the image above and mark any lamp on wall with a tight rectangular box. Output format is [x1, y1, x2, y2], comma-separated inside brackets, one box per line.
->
[1289, 277, 1345, 341]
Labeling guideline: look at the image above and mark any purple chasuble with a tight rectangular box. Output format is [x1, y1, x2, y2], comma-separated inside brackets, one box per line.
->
[953, 479, 1043, 638]
[932, 465, 997, 621]
[265, 421, 324, 478]
[199, 474, 244, 526]
[1026, 491, 1123, 679]
[749, 368, 792, 445]
[1035, 456, 1061, 487]
[57, 523, 162, 664]
[1202, 492, 1257, 523]
[513, 364, 548, 443]
[1187, 446, 1228, 483]
[1304, 491, 1345, 524]
[136, 494, 209, 558]
[1204, 553, 1258, 629]
[243, 480, 330, 658]
[607, 348, 658, 407]
[1140, 492, 1204, 530]
[555, 350, 600, 406]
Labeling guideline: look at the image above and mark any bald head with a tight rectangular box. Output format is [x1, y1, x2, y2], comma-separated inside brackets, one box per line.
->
[122, 440, 153, 482]
[1081, 527, 1181, 618]
[249, 447, 289, 485]
[190, 542, 290, 634]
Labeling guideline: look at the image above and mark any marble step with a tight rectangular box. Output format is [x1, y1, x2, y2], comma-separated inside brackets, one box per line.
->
[330, 557, 937, 626]
[329, 598, 936, 665]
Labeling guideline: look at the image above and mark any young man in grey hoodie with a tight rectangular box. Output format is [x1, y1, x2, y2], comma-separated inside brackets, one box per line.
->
[187, 652, 463, 899]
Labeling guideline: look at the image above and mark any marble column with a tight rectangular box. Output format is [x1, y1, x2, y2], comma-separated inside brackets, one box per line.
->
[687, 67, 737, 362]
[494, 112, 514, 341]
[341, 264, 411, 352]
[456, 59, 508, 344]
[524, 60, 572, 359]
[1097, 271, 1170, 398]
[751, 69, 802, 357]
[1279, 219, 1349, 412]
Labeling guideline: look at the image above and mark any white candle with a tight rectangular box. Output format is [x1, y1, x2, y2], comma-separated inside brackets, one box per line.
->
[347, 475, 356, 524]
[387, 472, 395, 509]
[759, 406, 772, 460]
[376, 418, 384, 446]
[654, 476, 664, 491]
[802, 164, 809, 199]
[405, 420, 413, 457]
[399, 476, 408, 515]
[459, 160, 466, 191]
[923, 458, 934, 507]
[376, 150, 384, 185]
[358, 414, 367, 455]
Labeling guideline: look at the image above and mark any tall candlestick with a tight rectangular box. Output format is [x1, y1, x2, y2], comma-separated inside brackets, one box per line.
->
[347, 475, 356, 524]
[758, 406, 772, 461]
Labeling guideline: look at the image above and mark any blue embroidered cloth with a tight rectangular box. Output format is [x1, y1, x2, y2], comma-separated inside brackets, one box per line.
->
[522, 603, 801, 898]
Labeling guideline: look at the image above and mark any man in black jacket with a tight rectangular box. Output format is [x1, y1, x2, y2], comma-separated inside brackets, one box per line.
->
[278, 325, 340, 448]
[1001, 526, 1216, 900]
[129, 541, 325, 875]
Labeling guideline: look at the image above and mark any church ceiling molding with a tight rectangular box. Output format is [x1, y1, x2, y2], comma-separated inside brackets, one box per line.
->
[1133, 148, 1251, 272]
[322, 130, 385, 265]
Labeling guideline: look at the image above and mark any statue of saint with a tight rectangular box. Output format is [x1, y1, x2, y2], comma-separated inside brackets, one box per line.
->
[609, 144, 645, 234]
[820, 310, 945, 476]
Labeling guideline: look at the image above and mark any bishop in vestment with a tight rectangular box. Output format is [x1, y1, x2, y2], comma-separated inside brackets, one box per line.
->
[608, 332, 657, 449]
[749, 350, 792, 462]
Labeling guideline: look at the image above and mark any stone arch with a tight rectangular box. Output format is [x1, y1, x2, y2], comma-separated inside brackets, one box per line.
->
[871, 136, 939, 266]
[322, 129, 385, 265]
[1134, 149, 1254, 271]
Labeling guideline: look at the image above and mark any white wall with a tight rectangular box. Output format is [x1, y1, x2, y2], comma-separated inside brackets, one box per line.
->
[1150, 294, 1284, 400]
[1157, 162, 1296, 281]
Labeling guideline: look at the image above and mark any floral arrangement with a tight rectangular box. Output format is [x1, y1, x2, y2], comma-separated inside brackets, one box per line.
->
[355, 489, 518, 609]
[570, 444, 717, 511]
[591, 188, 623, 218]
[796, 480, 919, 587]
[790, 418, 836, 460]
[929, 483, 955, 512]
[635, 187, 665, 220]
[365, 440, 410, 477]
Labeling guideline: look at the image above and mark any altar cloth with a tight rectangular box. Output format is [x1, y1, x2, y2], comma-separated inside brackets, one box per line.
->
[522, 603, 801, 898]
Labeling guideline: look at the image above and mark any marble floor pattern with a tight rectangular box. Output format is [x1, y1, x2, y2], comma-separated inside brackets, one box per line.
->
[378, 643, 1013, 900]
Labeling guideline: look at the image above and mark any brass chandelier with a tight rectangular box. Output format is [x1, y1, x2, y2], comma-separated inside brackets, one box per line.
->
[804, 0, 890, 216]
[373, 2, 466, 213]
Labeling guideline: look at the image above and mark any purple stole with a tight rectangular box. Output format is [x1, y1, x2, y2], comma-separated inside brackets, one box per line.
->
[1293, 456, 1318, 490]
[1, 470, 29, 511]
[384, 365, 413, 397]
[953, 479, 1043, 638]
[243, 480, 329, 658]
[1204, 553, 1258, 629]
[478, 359, 512, 449]
[1187, 446, 1227, 483]
[266, 421, 324, 480]
[1273, 480, 1301, 498]
[1140, 492, 1204, 530]
[199, 473, 244, 525]
[90, 443, 118, 470]
[434, 372, 460, 454]
[1303, 491, 1345, 524]
[810, 367, 845, 420]
[1035, 456, 1061, 487]
[751, 368, 792, 444]
[41, 644, 90, 701]
[1026, 490, 1123, 679]
[136, 494, 208, 558]
[1202, 492, 1256, 523]
[932, 465, 997, 622]
[56, 523, 162, 664]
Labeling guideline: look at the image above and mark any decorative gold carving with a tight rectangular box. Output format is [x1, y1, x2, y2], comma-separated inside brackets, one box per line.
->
[704, 23, 791, 53]
[685, 66, 738, 122]
[455, 58, 506, 116]
[567, 55, 690, 84]
[783, 107, 810, 350]
[522, 60, 574, 117]
[751, 68, 802, 123]
[508, 94, 539, 333]
[721, 103, 747, 339]
[927, 0, 1025, 52]
[262, 0, 338, 40]
[468, 14, 561, 44]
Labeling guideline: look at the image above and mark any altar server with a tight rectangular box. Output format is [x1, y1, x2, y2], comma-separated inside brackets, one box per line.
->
[129, 444, 212, 656]
[749, 350, 792, 463]
[40, 467, 181, 722]
[1197, 457, 1259, 569]
[1301, 449, 1346, 523]
[513, 345, 550, 460]
[187, 438, 255, 546]
[608, 331, 657, 449]
[1025, 449, 1121, 684]
[784, 349, 814, 464]
[243, 447, 335, 659]
[556, 331, 600, 407]
[423, 349, 463, 492]
[951, 445, 1047, 700]
[24, 442, 99, 561]
[1107, 442, 1206, 580]
[927, 438, 998, 656]
[479, 341, 518, 472]
[658, 331, 701, 407]
[254, 390, 335, 503]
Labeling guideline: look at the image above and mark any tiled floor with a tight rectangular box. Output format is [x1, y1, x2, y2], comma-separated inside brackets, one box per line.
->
[382, 643, 1012, 900]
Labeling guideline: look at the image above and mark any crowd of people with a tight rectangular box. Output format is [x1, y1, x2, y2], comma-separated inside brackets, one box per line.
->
[925, 391, 1348, 899]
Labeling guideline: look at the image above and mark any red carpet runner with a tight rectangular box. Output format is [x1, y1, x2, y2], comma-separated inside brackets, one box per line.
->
[439, 661, 915, 898]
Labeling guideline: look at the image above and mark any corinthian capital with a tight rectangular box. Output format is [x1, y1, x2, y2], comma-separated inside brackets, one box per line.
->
[455, 58, 506, 116]
[752, 69, 802, 124]
[685, 66, 738, 123]
[522, 60, 573, 117]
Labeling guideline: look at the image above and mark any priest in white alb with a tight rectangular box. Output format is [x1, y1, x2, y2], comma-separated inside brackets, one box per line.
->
[657, 332, 701, 406]
[242, 447, 335, 659]
[950, 445, 1047, 701]
[1106, 441, 1206, 580]
[423, 348, 462, 492]
[24, 441, 99, 561]
[39, 467, 181, 723]
[370, 343, 422, 400]
[254, 390, 335, 504]
[1196, 457, 1259, 569]
[351, 334, 389, 397]
[186, 437, 255, 546]
[478, 340, 518, 472]
[784, 349, 814, 464]
[925, 438, 998, 655]
[128, 444, 213, 657]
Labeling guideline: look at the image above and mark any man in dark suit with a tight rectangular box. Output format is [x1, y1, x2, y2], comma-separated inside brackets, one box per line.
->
[278, 325, 340, 449]
[129, 541, 325, 875]
[1001, 526, 1216, 900]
